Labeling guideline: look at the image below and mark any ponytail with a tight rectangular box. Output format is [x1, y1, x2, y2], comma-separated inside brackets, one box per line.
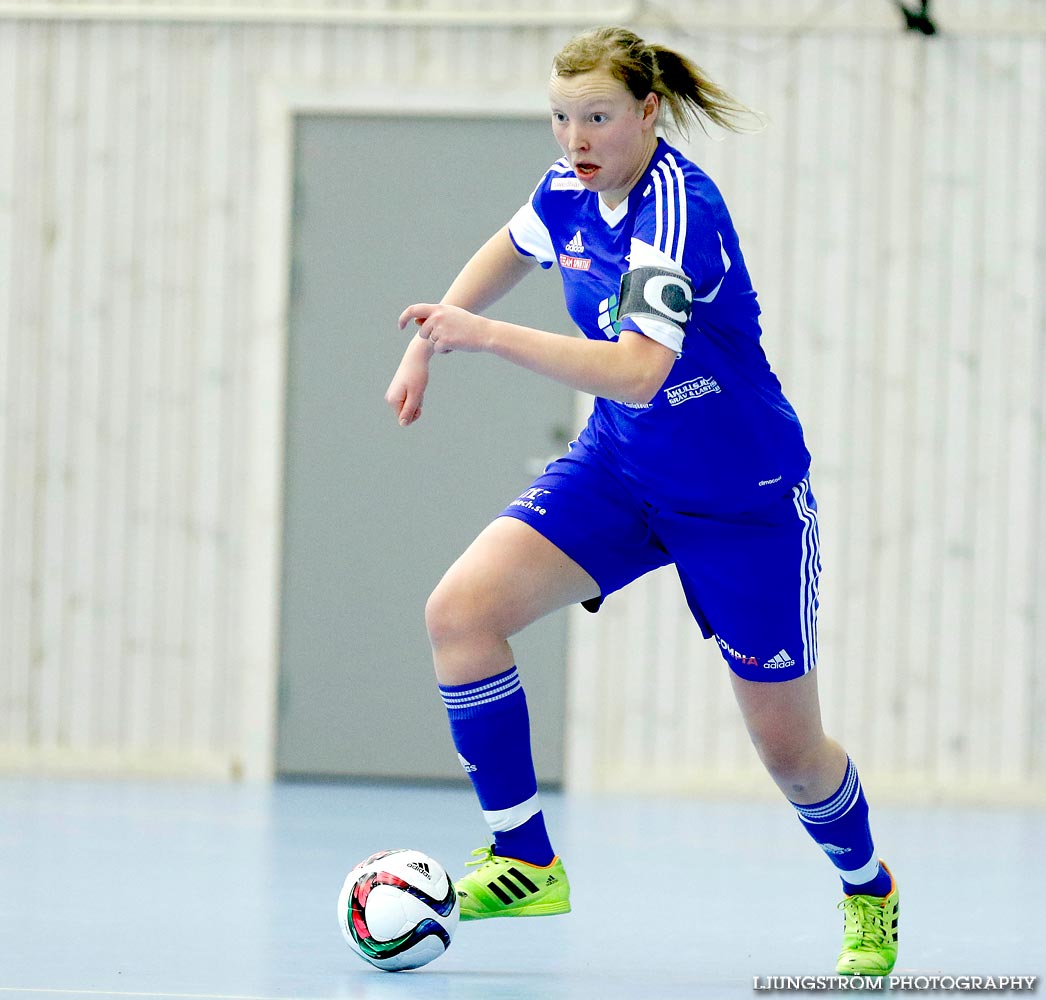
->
[552, 26, 762, 138]
[647, 44, 760, 136]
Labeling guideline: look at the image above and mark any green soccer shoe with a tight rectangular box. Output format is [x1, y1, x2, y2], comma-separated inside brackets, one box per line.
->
[836, 861, 899, 976]
[454, 846, 571, 920]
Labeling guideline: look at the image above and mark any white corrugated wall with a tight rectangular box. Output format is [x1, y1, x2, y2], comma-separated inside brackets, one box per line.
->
[0, 1, 1043, 799]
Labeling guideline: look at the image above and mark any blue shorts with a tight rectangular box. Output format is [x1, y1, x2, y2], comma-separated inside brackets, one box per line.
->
[498, 443, 820, 682]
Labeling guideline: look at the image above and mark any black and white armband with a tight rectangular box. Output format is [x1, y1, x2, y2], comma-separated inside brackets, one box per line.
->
[618, 266, 695, 344]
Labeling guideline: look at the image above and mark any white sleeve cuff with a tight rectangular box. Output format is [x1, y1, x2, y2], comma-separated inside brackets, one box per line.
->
[623, 315, 684, 354]
[508, 201, 555, 265]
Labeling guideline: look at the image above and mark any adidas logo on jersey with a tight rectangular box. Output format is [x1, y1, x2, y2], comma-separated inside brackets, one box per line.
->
[820, 844, 851, 856]
[406, 860, 433, 878]
[765, 649, 797, 669]
[559, 230, 591, 271]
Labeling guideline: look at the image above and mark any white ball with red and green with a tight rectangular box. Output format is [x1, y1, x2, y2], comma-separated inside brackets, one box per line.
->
[337, 848, 459, 972]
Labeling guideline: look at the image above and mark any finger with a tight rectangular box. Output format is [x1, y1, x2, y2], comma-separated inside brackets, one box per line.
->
[398, 303, 435, 330]
[401, 404, 422, 426]
[398, 389, 420, 424]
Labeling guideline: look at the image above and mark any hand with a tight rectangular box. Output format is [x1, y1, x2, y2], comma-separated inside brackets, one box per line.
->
[398, 303, 490, 354]
[384, 352, 429, 426]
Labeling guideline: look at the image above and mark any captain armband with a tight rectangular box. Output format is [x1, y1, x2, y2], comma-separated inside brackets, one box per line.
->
[618, 266, 694, 334]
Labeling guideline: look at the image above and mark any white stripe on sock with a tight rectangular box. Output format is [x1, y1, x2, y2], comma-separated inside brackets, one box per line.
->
[482, 792, 541, 833]
[795, 759, 860, 824]
[440, 669, 521, 709]
[839, 854, 882, 887]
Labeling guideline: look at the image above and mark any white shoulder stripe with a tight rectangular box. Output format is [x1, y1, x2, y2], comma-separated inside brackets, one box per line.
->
[650, 154, 688, 265]
[652, 154, 686, 263]
[652, 170, 664, 255]
[662, 163, 677, 261]
[666, 153, 687, 263]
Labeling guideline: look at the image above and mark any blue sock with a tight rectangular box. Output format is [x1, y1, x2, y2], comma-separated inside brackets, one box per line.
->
[439, 666, 555, 867]
[791, 757, 893, 897]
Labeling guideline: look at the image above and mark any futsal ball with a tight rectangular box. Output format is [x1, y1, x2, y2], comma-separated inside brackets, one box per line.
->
[337, 848, 460, 972]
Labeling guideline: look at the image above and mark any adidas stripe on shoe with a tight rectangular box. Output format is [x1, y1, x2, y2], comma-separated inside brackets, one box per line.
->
[454, 846, 570, 920]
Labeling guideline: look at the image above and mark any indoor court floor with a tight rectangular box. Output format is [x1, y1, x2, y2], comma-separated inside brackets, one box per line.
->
[1, 776, 1042, 999]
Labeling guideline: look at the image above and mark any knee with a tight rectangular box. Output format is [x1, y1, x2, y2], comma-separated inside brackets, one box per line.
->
[424, 572, 497, 652]
[747, 725, 823, 786]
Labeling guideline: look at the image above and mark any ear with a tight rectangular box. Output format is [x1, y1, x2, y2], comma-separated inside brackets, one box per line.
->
[640, 92, 659, 127]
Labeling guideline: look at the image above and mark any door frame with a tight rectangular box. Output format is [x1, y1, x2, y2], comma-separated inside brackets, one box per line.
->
[242, 84, 550, 779]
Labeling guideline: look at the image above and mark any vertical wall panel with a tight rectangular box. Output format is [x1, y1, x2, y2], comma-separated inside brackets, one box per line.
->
[1035, 51, 1046, 783]
[832, 34, 879, 768]
[54, 21, 92, 752]
[875, 35, 920, 777]
[78, 22, 112, 752]
[933, 38, 971, 787]
[16, 24, 51, 749]
[0, 21, 27, 747]
[94, 20, 138, 753]
[37, 20, 73, 751]
[0, 21, 14, 743]
[1010, 39, 1046, 782]
[124, 23, 163, 755]
[971, 38, 1014, 782]
[906, 34, 950, 780]
[189, 24, 227, 755]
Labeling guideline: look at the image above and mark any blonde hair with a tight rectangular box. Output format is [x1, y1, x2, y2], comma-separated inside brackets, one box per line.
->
[552, 26, 759, 137]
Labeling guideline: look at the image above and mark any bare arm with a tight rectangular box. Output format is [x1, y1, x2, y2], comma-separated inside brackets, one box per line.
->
[442, 224, 537, 312]
[385, 226, 536, 425]
[486, 322, 676, 405]
[397, 305, 677, 406]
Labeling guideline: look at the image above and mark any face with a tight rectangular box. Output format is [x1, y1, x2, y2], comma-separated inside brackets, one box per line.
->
[548, 68, 659, 209]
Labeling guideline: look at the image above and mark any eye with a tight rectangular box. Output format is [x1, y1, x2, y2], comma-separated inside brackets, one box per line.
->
[590, 113, 608, 124]
[551, 112, 567, 124]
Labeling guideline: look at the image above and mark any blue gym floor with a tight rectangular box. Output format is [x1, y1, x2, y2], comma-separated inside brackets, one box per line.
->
[1, 776, 1042, 999]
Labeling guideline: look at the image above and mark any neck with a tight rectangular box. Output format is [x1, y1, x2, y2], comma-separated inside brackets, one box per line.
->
[599, 135, 660, 211]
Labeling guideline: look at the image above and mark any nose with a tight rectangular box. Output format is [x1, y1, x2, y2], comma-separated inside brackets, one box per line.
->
[566, 122, 589, 153]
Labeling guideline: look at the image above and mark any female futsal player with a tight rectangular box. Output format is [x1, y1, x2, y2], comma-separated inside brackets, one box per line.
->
[386, 26, 898, 976]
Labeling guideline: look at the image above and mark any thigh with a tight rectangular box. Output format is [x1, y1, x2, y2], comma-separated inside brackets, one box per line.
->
[659, 477, 821, 682]
[497, 444, 673, 608]
[435, 515, 600, 641]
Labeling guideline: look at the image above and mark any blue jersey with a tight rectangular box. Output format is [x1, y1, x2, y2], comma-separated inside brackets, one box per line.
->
[508, 138, 810, 514]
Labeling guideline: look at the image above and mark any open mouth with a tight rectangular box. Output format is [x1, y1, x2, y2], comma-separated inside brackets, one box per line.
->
[575, 162, 599, 180]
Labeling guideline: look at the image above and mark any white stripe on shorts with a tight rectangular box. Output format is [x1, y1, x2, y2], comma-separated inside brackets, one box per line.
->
[482, 792, 542, 833]
[791, 479, 820, 675]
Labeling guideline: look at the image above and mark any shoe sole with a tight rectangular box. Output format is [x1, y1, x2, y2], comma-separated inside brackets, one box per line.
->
[459, 900, 571, 921]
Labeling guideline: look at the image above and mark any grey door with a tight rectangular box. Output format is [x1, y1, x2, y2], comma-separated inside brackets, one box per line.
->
[277, 115, 575, 782]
